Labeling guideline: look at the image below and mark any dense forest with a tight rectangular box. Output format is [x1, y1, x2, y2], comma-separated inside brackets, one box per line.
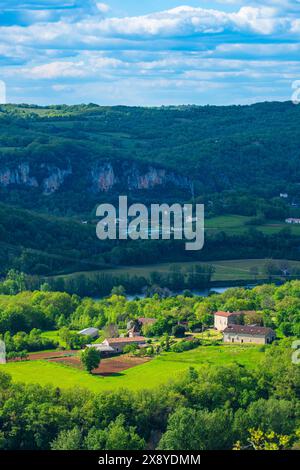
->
[1, 102, 300, 275]
[1, 101, 300, 213]
[0, 342, 299, 450]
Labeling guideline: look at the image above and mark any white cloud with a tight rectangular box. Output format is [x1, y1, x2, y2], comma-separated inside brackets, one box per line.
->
[0, 4, 297, 50]
[96, 3, 110, 13]
[27, 61, 86, 79]
[24, 55, 123, 79]
[0, 3, 299, 105]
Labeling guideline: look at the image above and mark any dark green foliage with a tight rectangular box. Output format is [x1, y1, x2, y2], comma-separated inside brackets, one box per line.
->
[1, 102, 300, 206]
[171, 339, 200, 353]
[1, 329, 57, 353]
[1, 102, 300, 276]
[0, 279, 300, 338]
[171, 324, 186, 338]
[0, 341, 299, 450]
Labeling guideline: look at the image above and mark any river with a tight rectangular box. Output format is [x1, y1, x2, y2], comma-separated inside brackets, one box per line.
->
[125, 285, 255, 301]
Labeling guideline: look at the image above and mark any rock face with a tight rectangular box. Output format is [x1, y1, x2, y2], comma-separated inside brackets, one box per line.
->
[0, 160, 193, 196]
[91, 161, 193, 195]
[0, 163, 38, 188]
[91, 163, 116, 192]
[41, 165, 72, 195]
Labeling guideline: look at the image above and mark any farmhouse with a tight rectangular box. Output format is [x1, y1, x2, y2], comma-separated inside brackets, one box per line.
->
[78, 327, 99, 338]
[127, 317, 156, 337]
[285, 218, 300, 224]
[138, 317, 156, 326]
[223, 325, 275, 345]
[102, 336, 147, 353]
[87, 343, 115, 356]
[214, 311, 243, 331]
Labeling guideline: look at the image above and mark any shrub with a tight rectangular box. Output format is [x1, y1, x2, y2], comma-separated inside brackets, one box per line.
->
[171, 339, 200, 353]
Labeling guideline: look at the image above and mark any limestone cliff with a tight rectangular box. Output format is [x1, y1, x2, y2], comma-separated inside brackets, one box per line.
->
[0, 160, 193, 196]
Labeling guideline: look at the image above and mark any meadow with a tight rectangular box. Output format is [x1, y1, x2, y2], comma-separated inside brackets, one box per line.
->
[0, 344, 265, 393]
[205, 214, 300, 236]
[45, 213, 300, 286]
[52, 257, 300, 285]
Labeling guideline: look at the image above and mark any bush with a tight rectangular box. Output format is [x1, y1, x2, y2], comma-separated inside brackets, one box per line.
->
[171, 339, 200, 353]
[123, 343, 139, 354]
[171, 325, 186, 338]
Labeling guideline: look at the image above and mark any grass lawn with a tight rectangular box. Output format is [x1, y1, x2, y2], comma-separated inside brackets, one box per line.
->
[0, 344, 265, 393]
[206, 214, 300, 236]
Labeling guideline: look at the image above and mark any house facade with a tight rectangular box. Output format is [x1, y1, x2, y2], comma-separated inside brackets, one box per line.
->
[223, 325, 275, 345]
[214, 311, 242, 331]
[286, 218, 300, 224]
[87, 343, 115, 356]
[127, 318, 156, 337]
[102, 336, 146, 353]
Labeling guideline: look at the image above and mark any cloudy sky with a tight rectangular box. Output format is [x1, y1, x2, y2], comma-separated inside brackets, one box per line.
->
[0, 0, 299, 105]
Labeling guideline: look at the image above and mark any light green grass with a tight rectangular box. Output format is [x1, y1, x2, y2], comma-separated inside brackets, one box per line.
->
[51, 258, 300, 284]
[41, 330, 77, 348]
[206, 215, 300, 236]
[205, 215, 252, 235]
[0, 344, 264, 393]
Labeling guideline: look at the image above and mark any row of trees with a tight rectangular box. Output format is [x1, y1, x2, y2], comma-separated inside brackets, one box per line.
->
[2, 278, 300, 338]
[1, 329, 57, 353]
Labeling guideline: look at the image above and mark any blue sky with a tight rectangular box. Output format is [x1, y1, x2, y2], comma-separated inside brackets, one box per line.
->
[0, 0, 300, 105]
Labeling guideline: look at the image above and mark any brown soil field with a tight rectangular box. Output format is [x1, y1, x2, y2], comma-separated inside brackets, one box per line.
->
[8, 350, 77, 362]
[49, 354, 150, 376]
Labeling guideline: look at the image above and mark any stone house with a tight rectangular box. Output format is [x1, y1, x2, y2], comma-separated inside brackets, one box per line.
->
[127, 317, 156, 337]
[102, 336, 147, 353]
[214, 311, 243, 331]
[223, 325, 275, 345]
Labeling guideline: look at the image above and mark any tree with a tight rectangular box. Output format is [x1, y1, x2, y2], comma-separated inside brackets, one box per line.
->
[234, 428, 292, 450]
[158, 407, 233, 450]
[172, 324, 186, 338]
[123, 343, 139, 354]
[40, 282, 51, 292]
[160, 333, 170, 351]
[111, 285, 126, 296]
[105, 415, 145, 450]
[103, 323, 119, 338]
[80, 347, 101, 373]
[58, 327, 72, 348]
[51, 427, 82, 450]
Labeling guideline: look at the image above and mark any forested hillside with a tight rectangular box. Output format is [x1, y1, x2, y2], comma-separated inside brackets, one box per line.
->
[1, 101, 300, 214]
[1, 101, 300, 275]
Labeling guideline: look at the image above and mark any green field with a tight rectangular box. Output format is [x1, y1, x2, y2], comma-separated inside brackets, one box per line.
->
[41, 330, 78, 348]
[52, 258, 300, 285]
[205, 214, 300, 236]
[0, 344, 265, 393]
[46, 213, 300, 284]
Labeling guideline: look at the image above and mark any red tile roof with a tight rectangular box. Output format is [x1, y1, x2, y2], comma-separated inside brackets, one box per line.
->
[214, 311, 241, 318]
[105, 336, 146, 344]
[138, 317, 156, 325]
[223, 325, 275, 336]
